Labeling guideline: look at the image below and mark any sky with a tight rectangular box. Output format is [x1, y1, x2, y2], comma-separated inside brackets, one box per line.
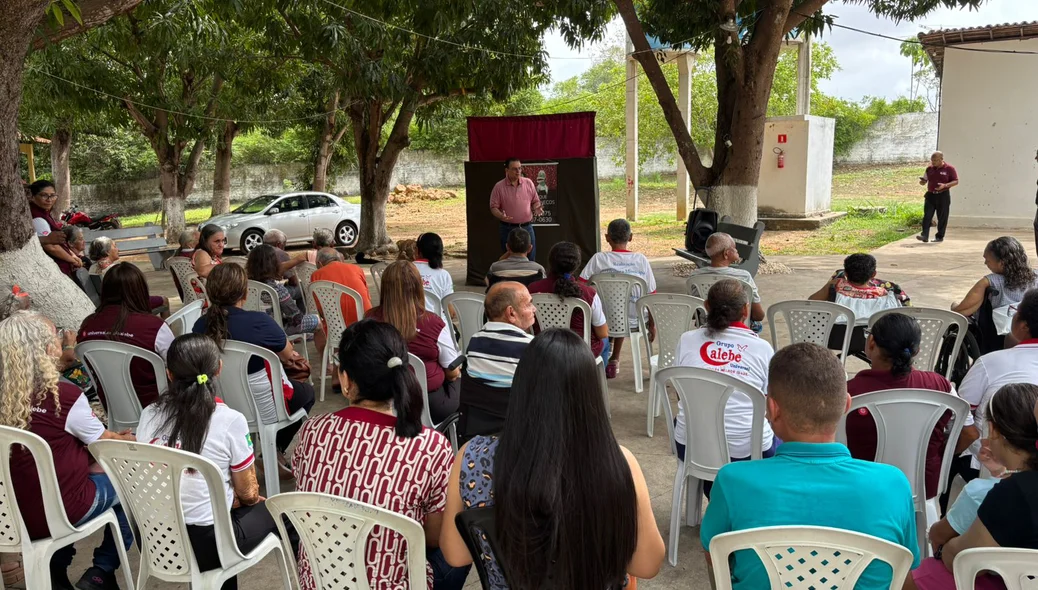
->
[542, 0, 1038, 102]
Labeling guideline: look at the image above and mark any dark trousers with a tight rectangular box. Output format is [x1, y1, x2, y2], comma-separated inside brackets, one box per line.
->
[922, 190, 951, 240]
[187, 502, 285, 590]
[277, 378, 315, 452]
[428, 378, 461, 425]
[498, 222, 536, 260]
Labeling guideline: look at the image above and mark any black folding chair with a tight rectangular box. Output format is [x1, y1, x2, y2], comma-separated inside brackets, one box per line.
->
[455, 507, 510, 589]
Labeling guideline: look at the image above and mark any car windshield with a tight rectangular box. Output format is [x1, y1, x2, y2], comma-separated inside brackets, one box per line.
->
[232, 195, 279, 214]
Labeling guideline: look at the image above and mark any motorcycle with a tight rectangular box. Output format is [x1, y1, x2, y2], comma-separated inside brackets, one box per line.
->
[61, 204, 121, 230]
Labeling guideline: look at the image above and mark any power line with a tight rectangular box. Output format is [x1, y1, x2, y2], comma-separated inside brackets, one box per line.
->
[28, 67, 356, 125]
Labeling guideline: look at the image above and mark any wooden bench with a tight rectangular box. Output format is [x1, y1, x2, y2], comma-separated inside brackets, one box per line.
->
[673, 215, 766, 277]
[83, 224, 175, 271]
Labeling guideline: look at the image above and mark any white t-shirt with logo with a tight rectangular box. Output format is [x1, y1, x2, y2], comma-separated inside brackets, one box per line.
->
[579, 250, 657, 328]
[415, 260, 455, 313]
[137, 402, 255, 526]
[673, 325, 775, 458]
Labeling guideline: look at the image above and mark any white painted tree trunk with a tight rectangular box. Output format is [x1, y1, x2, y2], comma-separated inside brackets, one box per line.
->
[0, 238, 93, 328]
[709, 185, 759, 226]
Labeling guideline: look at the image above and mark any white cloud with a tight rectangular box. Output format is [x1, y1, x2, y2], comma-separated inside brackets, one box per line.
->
[544, 0, 1038, 101]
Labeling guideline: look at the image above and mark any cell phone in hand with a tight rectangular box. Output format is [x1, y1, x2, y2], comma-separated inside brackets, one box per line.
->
[447, 355, 466, 372]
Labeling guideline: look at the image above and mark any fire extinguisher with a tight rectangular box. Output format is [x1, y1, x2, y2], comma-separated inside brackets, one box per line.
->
[774, 146, 785, 169]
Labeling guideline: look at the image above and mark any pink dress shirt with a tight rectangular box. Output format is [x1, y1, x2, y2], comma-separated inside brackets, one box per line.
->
[489, 177, 541, 224]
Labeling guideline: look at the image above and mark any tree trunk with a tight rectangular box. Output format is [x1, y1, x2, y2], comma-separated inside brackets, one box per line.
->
[51, 127, 72, 214]
[312, 94, 339, 192]
[211, 120, 238, 216]
[1, 0, 94, 329]
[159, 164, 184, 242]
[358, 178, 392, 254]
[351, 99, 415, 254]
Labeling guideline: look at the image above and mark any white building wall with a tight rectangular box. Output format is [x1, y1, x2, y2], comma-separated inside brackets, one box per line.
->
[940, 37, 1038, 229]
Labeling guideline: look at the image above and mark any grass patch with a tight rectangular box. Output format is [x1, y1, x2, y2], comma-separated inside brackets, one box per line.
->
[763, 201, 924, 256]
[122, 207, 215, 228]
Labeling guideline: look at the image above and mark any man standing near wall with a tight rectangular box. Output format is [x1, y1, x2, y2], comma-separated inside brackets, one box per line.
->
[489, 158, 543, 259]
[917, 151, 959, 243]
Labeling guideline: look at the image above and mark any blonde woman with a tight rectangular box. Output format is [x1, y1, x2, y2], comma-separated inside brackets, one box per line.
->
[0, 312, 135, 590]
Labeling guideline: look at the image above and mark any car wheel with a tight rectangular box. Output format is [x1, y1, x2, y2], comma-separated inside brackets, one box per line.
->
[335, 221, 359, 247]
[240, 229, 265, 253]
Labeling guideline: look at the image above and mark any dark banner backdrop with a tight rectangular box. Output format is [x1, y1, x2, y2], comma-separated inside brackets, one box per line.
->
[465, 112, 600, 286]
[464, 158, 600, 285]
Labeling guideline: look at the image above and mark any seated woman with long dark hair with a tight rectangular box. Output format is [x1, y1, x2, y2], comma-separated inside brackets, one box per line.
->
[439, 328, 665, 589]
[137, 333, 284, 590]
[528, 241, 610, 359]
[905, 383, 1038, 590]
[846, 312, 979, 504]
[293, 320, 466, 590]
[78, 262, 176, 408]
[192, 263, 315, 476]
[952, 236, 1038, 318]
[365, 261, 461, 424]
[246, 244, 326, 353]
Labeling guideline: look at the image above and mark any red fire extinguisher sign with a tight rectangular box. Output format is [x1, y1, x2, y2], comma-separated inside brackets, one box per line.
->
[778, 134, 787, 143]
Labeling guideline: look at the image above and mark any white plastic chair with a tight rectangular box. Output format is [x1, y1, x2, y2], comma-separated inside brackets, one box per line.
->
[167, 258, 206, 305]
[767, 300, 856, 365]
[165, 299, 205, 337]
[685, 274, 755, 304]
[89, 439, 291, 590]
[295, 261, 317, 290]
[309, 280, 364, 402]
[76, 341, 168, 433]
[370, 261, 388, 298]
[657, 366, 767, 566]
[221, 255, 247, 267]
[425, 290, 450, 324]
[868, 307, 968, 380]
[531, 294, 610, 416]
[837, 388, 970, 558]
[953, 547, 1038, 590]
[265, 492, 426, 590]
[408, 353, 459, 452]
[636, 293, 704, 440]
[588, 272, 649, 393]
[245, 280, 311, 377]
[709, 526, 914, 590]
[443, 292, 486, 353]
[0, 426, 134, 590]
[218, 340, 308, 496]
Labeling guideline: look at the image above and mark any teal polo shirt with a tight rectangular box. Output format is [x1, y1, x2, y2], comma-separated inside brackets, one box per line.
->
[701, 442, 920, 590]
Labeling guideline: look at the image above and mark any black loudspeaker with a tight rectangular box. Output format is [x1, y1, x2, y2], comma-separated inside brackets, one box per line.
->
[685, 208, 719, 255]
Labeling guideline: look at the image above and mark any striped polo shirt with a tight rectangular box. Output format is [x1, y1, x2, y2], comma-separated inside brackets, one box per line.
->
[465, 321, 534, 387]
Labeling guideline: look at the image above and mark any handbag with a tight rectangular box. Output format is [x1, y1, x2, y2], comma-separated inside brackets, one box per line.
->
[282, 355, 311, 382]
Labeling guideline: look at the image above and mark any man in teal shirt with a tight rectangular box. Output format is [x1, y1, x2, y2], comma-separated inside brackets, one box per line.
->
[701, 342, 920, 589]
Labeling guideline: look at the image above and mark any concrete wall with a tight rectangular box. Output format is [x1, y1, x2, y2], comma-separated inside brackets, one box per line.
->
[939, 37, 1038, 229]
[758, 115, 835, 217]
[836, 112, 937, 165]
[70, 139, 676, 216]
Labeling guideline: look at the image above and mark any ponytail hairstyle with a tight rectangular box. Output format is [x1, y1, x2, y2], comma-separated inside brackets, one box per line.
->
[416, 232, 445, 269]
[987, 383, 1038, 472]
[705, 279, 748, 335]
[548, 241, 583, 299]
[203, 263, 248, 348]
[155, 334, 220, 455]
[869, 312, 921, 378]
[496, 329, 637, 589]
[338, 319, 423, 438]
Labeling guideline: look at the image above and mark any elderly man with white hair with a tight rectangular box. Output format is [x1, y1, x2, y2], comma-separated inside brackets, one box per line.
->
[688, 232, 765, 329]
[310, 246, 372, 326]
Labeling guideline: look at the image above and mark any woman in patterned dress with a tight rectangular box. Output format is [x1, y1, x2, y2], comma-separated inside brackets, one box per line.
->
[245, 244, 326, 354]
[292, 319, 470, 590]
[439, 328, 665, 589]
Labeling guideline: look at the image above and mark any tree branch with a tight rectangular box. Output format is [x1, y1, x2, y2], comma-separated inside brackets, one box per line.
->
[123, 98, 157, 138]
[33, 0, 144, 49]
[784, 0, 829, 35]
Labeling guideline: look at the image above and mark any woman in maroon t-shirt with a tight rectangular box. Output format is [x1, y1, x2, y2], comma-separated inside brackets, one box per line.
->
[527, 241, 609, 358]
[365, 261, 461, 423]
[846, 312, 979, 499]
[0, 311, 135, 589]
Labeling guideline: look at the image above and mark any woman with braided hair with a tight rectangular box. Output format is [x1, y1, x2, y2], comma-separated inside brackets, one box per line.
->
[528, 241, 610, 359]
[1, 311, 134, 590]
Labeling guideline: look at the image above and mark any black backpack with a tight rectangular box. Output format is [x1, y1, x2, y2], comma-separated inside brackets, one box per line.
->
[685, 208, 719, 255]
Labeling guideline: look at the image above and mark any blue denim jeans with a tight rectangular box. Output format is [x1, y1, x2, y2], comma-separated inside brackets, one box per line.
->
[427, 547, 471, 590]
[52, 473, 133, 574]
[600, 336, 611, 365]
[498, 222, 536, 260]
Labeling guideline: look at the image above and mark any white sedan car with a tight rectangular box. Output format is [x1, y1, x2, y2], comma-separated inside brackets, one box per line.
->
[202, 192, 361, 253]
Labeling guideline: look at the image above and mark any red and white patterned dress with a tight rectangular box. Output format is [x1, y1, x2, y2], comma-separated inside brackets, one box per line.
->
[292, 406, 453, 589]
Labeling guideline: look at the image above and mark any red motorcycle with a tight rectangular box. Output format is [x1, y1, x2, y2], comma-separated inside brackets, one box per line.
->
[61, 204, 121, 230]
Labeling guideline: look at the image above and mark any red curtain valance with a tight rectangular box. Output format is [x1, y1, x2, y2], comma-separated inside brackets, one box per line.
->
[467, 112, 596, 162]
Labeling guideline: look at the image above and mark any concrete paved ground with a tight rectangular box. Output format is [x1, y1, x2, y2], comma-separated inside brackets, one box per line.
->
[56, 227, 1029, 589]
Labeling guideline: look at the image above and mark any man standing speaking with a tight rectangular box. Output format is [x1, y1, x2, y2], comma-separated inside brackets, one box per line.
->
[490, 158, 543, 259]
[917, 151, 959, 243]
